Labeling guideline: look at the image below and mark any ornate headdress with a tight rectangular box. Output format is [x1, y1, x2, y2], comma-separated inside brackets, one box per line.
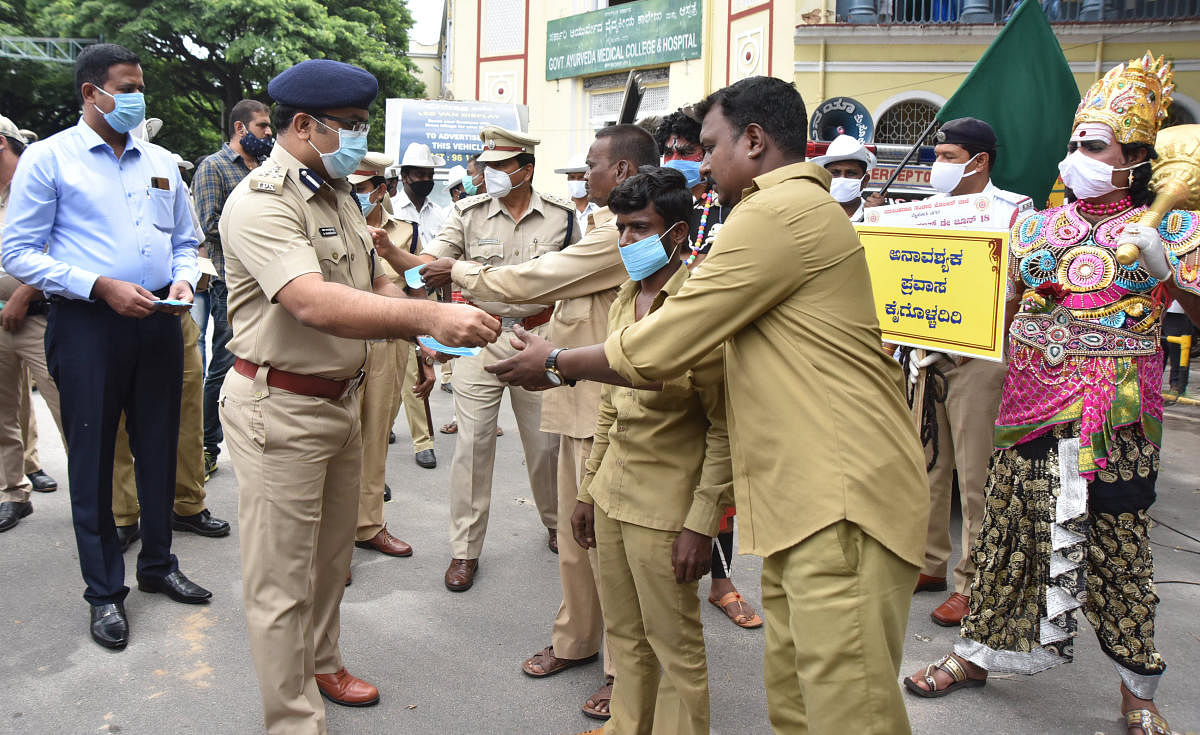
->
[1073, 51, 1174, 146]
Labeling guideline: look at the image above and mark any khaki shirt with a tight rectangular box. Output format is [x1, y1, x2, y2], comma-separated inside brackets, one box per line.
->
[604, 162, 928, 564]
[450, 207, 625, 438]
[220, 145, 381, 379]
[580, 265, 732, 536]
[376, 213, 416, 283]
[423, 190, 580, 318]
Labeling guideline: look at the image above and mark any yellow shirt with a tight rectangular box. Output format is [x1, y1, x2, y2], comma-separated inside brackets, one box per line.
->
[580, 264, 732, 536]
[603, 162, 928, 563]
[449, 207, 625, 438]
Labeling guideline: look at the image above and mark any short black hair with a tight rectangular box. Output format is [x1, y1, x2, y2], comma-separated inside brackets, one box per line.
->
[230, 99, 270, 133]
[273, 104, 301, 132]
[694, 76, 808, 157]
[608, 166, 692, 232]
[595, 123, 660, 169]
[514, 152, 535, 169]
[74, 43, 140, 104]
[960, 143, 999, 171]
[654, 110, 702, 151]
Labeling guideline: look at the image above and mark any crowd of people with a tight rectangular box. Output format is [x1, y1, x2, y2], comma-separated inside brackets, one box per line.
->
[1, 41, 1198, 735]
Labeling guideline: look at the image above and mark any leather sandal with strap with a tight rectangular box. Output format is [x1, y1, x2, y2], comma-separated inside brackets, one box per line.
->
[1125, 709, 1173, 735]
[709, 591, 763, 628]
[582, 676, 614, 720]
[903, 655, 986, 698]
[520, 645, 597, 678]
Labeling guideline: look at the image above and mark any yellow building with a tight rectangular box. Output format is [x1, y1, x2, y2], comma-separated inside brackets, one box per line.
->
[427, 0, 1199, 192]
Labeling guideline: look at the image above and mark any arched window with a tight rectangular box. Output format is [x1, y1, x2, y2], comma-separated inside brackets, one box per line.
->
[874, 99, 941, 145]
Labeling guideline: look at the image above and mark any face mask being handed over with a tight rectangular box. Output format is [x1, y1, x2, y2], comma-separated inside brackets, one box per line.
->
[1057, 150, 1145, 200]
[829, 176, 864, 203]
[619, 222, 682, 281]
[929, 153, 981, 194]
[566, 179, 588, 199]
[484, 165, 527, 199]
[308, 119, 368, 180]
[94, 87, 146, 134]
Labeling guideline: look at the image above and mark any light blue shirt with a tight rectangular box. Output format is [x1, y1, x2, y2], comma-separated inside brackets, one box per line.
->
[0, 120, 199, 300]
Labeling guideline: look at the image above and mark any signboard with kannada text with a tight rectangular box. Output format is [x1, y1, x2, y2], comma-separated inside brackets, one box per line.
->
[862, 193, 999, 229]
[855, 225, 1009, 361]
[546, 0, 703, 80]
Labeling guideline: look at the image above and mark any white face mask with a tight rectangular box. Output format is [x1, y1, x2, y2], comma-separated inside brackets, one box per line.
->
[929, 153, 981, 194]
[566, 179, 588, 199]
[485, 165, 525, 199]
[829, 176, 864, 203]
[1057, 150, 1144, 200]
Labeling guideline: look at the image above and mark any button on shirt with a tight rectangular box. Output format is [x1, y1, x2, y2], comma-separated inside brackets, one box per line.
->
[391, 190, 447, 249]
[1, 121, 199, 300]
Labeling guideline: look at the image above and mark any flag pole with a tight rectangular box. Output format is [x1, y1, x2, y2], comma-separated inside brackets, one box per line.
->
[875, 117, 939, 199]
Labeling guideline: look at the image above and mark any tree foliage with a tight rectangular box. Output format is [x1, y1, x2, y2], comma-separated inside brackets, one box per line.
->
[2, 0, 424, 161]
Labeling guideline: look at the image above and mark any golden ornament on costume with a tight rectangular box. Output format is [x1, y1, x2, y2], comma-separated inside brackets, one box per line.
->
[1116, 123, 1200, 264]
[1074, 51, 1173, 147]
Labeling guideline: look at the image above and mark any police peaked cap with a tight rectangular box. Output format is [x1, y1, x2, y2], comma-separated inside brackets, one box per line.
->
[268, 59, 379, 111]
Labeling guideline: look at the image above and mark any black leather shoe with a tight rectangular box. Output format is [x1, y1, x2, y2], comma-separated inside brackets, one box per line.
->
[383, 483, 392, 503]
[172, 509, 230, 537]
[440, 383, 453, 394]
[415, 449, 437, 469]
[116, 523, 141, 552]
[26, 469, 57, 493]
[90, 602, 128, 650]
[388, 430, 397, 445]
[137, 570, 212, 604]
[0, 501, 32, 532]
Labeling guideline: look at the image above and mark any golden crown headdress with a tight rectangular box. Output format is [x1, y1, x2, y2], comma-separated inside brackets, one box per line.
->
[1073, 51, 1174, 146]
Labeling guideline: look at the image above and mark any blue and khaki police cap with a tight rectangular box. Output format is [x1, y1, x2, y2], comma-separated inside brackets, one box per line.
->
[267, 59, 379, 111]
[934, 117, 997, 148]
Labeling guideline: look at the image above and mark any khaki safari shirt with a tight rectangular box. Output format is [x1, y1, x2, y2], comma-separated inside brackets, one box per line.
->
[423, 190, 580, 318]
[450, 206, 625, 438]
[581, 265, 733, 536]
[603, 162, 928, 563]
[220, 145, 381, 379]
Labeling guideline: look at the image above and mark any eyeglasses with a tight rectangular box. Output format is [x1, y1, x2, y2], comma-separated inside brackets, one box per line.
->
[308, 112, 370, 135]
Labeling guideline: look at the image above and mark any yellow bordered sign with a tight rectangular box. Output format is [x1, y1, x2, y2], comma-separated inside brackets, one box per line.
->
[855, 225, 1009, 361]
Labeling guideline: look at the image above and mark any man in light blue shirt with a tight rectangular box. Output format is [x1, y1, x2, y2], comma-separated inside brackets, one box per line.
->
[0, 42, 212, 651]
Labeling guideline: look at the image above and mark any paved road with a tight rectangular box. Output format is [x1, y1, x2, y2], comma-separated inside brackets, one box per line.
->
[2, 376, 1198, 734]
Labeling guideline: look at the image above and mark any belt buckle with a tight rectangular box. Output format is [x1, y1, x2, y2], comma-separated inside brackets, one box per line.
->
[340, 369, 366, 399]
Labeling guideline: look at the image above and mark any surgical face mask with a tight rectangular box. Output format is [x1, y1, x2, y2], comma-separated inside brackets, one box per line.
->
[307, 118, 368, 180]
[567, 179, 588, 199]
[354, 190, 377, 216]
[929, 153, 981, 194]
[663, 159, 703, 189]
[408, 179, 435, 200]
[485, 165, 526, 199]
[1057, 150, 1144, 200]
[619, 222, 682, 281]
[829, 176, 864, 203]
[93, 87, 146, 134]
[239, 127, 274, 159]
[462, 174, 478, 196]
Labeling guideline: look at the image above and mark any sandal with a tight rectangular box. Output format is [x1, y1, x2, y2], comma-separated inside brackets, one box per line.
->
[903, 655, 986, 698]
[1125, 709, 1173, 735]
[581, 676, 614, 720]
[709, 591, 763, 628]
[520, 646, 597, 678]
[440, 421, 458, 434]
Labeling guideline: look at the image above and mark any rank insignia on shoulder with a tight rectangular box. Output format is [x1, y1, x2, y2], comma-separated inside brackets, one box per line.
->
[249, 164, 286, 195]
[319, 226, 338, 237]
[298, 168, 325, 192]
[456, 192, 490, 213]
[539, 192, 575, 211]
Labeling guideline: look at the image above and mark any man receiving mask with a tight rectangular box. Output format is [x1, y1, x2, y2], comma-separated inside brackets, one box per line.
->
[393, 142, 448, 250]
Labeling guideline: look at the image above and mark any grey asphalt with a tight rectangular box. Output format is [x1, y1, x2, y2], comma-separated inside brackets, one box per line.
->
[2, 375, 1198, 735]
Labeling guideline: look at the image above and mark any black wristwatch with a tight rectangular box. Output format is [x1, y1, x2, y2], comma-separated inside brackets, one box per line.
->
[544, 348, 576, 387]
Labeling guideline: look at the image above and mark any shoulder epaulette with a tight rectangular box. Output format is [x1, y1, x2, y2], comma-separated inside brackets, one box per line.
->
[248, 162, 288, 195]
[455, 192, 491, 213]
[539, 192, 576, 212]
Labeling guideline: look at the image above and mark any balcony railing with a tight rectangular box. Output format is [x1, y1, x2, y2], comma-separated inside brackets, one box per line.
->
[838, 0, 1200, 23]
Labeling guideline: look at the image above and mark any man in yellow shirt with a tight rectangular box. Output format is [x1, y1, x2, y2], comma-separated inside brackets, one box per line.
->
[489, 76, 929, 733]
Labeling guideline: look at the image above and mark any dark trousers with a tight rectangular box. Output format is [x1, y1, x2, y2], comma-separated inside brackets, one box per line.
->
[202, 279, 234, 454]
[1162, 312, 1194, 393]
[45, 297, 182, 605]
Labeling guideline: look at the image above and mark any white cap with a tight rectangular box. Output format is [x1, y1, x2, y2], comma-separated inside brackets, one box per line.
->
[401, 142, 445, 169]
[446, 165, 467, 186]
[554, 152, 588, 175]
[171, 152, 194, 171]
[384, 165, 401, 179]
[810, 134, 876, 170]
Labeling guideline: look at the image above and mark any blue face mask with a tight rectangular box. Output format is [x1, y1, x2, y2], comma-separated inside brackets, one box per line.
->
[619, 222, 682, 281]
[354, 191, 377, 216]
[94, 87, 146, 134]
[308, 118, 368, 180]
[663, 159, 703, 189]
[461, 174, 478, 196]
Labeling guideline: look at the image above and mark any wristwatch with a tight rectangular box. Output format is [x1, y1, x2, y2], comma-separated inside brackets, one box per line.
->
[544, 348, 576, 387]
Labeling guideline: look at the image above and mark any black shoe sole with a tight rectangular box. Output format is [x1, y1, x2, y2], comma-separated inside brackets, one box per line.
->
[91, 632, 128, 650]
[0, 503, 33, 532]
[915, 581, 947, 593]
[137, 580, 212, 605]
[172, 520, 231, 538]
[415, 460, 436, 469]
[317, 688, 379, 708]
[30, 484, 57, 493]
[354, 540, 413, 557]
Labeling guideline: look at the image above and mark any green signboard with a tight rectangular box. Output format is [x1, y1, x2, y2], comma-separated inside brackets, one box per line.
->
[546, 0, 703, 81]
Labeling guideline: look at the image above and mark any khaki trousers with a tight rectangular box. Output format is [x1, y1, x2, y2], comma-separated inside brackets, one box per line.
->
[221, 368, 362, 735]
[550, 435, 614, 676]
[399, 345, 433, 453]
[357, 340, 404, 541]
[595, 505, 709, 735]
[112, 313, 206, 524]
[921, 357, 1006, 593]
[762, 521, 916, 734]
[447, 324, 558, 559]
[0, 315, 63, 503]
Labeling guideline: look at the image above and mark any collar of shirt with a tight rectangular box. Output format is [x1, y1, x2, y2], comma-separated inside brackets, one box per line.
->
[486, 188, 547, 223]
[219, 141, 241, 162]
[615, 259, 689, 305]
[743, 161, 830, 201]
[267, 145, 347, 201]
[927, 177, 995, 202]
[589, 206, 614, 229]
[76, 118, 145, 160]
[394, 189, 438, 216]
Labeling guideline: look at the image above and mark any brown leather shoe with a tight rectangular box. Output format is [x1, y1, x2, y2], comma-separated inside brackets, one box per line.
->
[314, 667, 379, 707]
[547, 528, 558, 554]
[444, 558, 478, 592]
[915, 573, 947, 593]
[931, 592, 970, 627]
[354, 526, 413, 557]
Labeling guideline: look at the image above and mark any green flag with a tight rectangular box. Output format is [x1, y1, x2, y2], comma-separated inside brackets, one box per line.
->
[936, 0, 1078, 207]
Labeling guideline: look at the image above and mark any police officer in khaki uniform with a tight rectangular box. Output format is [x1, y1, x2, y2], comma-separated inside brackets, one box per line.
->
[218, 60, 498, 735]
[420, 125, 580, 592]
